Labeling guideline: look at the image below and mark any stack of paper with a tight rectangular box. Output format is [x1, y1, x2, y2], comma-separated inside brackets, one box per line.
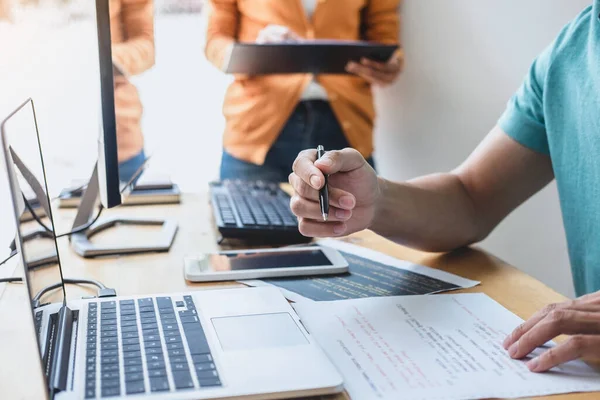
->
[294, 293, 600, 400]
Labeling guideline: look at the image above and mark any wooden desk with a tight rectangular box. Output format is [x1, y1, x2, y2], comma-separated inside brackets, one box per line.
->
[0, 192, 596, 400]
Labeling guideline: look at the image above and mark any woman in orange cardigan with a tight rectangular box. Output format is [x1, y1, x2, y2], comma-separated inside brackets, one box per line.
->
[205, 0, 402, 182]
[110, 0, 155, 182]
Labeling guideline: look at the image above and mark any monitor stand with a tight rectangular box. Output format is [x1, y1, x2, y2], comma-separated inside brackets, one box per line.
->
[69, 163, 178, 258]
[9, 232, 58, 270]
[9, 147, 58, 268]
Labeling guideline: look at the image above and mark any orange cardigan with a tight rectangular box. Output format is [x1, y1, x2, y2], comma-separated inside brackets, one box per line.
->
[205, 0, 401, 165]
[110, 0, 155, 162]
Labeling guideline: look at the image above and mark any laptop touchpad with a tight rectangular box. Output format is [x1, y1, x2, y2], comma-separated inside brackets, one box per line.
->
[212, 313, 308, 351]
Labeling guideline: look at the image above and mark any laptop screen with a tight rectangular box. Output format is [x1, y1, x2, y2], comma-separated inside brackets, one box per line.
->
[1, 98, 67, 325]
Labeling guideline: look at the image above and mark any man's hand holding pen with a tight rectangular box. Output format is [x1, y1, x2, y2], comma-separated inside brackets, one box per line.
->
[289, 147, 381, 238]
[316, 145, 330, 221]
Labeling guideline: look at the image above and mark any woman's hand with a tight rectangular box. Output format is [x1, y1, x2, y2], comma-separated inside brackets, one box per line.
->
[346, 50, 403, 87]
[256, 25, 301, 44]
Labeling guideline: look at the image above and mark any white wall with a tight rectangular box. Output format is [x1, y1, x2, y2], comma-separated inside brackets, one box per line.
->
[374, 0, 591, 298]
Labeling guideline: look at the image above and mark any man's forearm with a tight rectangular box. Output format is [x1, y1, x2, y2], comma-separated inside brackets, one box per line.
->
[368, 127, 555, 252]
[370, 174, 484, 252]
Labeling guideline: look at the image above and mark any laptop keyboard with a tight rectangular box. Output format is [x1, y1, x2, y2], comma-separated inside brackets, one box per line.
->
[35, 310, 43, 337]
[85, 295, 221, 398]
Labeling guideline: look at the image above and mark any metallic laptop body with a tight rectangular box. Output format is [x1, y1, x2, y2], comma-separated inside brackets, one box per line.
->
[0, 99, 344, 399]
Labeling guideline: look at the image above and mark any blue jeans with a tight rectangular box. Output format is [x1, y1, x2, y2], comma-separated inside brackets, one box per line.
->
[220, 100, 375, 182]
[119, 150, 146, 184]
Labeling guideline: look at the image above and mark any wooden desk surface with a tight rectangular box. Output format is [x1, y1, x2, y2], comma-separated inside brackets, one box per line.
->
[0, 192, 595, 400]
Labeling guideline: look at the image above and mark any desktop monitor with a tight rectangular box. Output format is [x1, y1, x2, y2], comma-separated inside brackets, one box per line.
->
[93, 0, 147, 209]
[63, 0, 177, 258]
[95, 0, 121, 209]
[0, 0, 175, 260]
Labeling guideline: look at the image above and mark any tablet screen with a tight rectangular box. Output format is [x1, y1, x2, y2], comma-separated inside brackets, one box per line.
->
[208, 249, 332, 272]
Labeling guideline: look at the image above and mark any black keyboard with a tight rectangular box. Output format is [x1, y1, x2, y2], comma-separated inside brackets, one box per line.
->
[209, 180, 312, 244]
[85, 296, 221, 398]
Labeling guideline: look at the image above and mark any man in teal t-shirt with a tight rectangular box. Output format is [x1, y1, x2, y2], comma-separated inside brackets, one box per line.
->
[287, 3, 600, 374]
[498, 5, 600, 297]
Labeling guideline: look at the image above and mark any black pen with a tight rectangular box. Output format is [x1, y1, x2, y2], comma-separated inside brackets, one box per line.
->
[316, 145, 329, 221]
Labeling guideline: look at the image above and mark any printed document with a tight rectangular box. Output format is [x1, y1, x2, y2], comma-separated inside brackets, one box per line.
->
[294, 293, 600, 400]
[243, 239, 479, 303]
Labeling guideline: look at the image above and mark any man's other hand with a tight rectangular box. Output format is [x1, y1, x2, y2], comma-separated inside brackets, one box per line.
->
[503, 291, 600, 372]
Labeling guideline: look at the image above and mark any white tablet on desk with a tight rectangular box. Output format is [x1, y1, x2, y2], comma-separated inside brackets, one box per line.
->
[184, 246, 349, 282]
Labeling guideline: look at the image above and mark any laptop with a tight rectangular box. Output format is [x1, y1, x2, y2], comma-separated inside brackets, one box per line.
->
[0, 100, 344, 399]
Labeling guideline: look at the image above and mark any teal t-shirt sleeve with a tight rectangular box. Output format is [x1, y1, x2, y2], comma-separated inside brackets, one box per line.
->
[498, 44, 553, 155]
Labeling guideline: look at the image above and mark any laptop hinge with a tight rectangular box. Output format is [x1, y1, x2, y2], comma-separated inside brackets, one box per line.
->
[49, 306, 75, 396]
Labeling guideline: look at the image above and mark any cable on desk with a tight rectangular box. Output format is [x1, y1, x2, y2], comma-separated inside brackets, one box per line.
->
[4, 197, 105, 260]
[63, 278, 107, 290]
[22, 193, 52, 233]
[55, 205, 104, 238]
[21, 193, 105, 239]
[0, 277, 23, 284]
[4, 203, 103, 260]
[35, 278, 117, 307]
[0, 250, 17, 267]
[0, 277, 117, 307]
